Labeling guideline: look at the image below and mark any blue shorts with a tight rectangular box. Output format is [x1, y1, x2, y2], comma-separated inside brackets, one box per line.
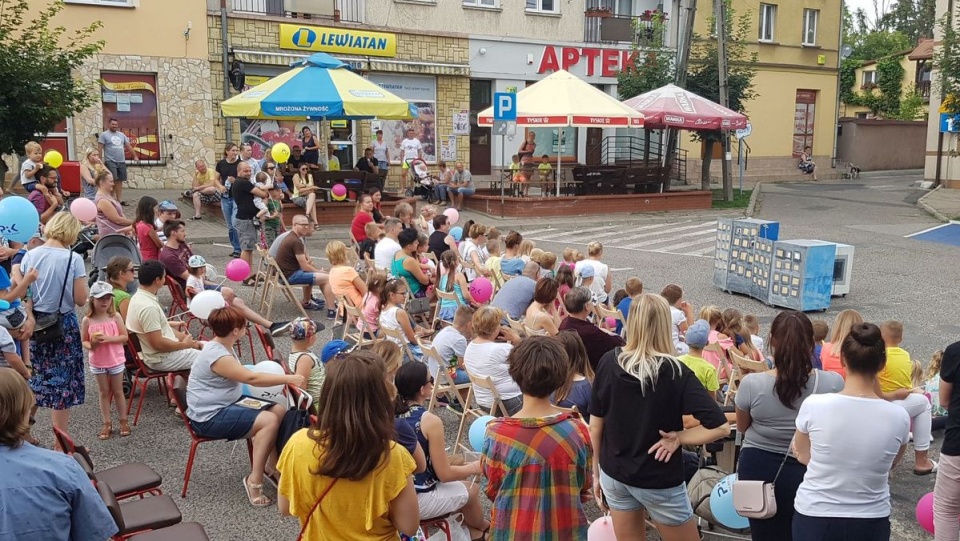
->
[438, 305, 457, 322]
[451, 368, 469, 384]
[286, 269, 316, 286]
[599, 469, 693, 526]
[189, 403, 261, 441]
[449, 187, 476, 196]
[23, 182, 37, 192]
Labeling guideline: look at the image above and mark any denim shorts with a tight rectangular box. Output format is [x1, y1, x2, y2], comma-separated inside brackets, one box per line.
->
[90, 364, 126, 376]
[189, 403, 261, 441]
[599, 469, 693, 526]
[287, 269, 316, 286]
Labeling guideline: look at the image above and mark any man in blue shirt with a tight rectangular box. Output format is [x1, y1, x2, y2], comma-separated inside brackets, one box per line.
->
[0, 368, 117, 541]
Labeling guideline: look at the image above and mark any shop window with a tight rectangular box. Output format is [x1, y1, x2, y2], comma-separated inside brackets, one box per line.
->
[100, 72, 160, 163]
[368, 74, 438, 164]
[759, 3, 776, 42]
[463, 0, 498, 7]
[526, 0, 558, 13]
[802, 9, 818, 46]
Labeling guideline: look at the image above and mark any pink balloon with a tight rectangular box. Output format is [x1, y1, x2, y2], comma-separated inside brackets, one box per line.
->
[605, 316, 616, 328]
[70, 198, 97, 223]
[588, 516, 618, 541]
[468, 277, 493, 304]
[443, 207, 459, 225]
[917, 492, 935, 534]
[225, 258, 251, 282]
[332, 183, 347, 197]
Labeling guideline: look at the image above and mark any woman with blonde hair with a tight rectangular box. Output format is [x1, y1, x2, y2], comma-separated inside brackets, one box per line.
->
[277, 352, 420, 539]
[326, 240, 366, 310]
[820, 309, 864, 379]
[464, 305, 523, 415]
[79, 148, 105, 200]
[575, 241, 612, 304]
[94, 169, 133, 237]
[590, 293, 730, 541]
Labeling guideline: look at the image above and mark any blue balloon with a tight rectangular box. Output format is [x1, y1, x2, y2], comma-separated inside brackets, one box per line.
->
[450, 226, 463, 241]
[710, 474, 749, 530]
[469, 415, 495, 453]
[0, 196, 40, 243]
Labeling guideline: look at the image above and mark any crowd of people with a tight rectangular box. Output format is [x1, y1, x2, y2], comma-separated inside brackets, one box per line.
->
[1, 139, 959, 541]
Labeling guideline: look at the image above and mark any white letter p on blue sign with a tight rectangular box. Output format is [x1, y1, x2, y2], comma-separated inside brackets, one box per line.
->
[494, 92, 516, 121]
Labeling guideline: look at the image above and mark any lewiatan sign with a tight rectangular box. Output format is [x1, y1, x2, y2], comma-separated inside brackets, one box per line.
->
[279, 24, 397, 58]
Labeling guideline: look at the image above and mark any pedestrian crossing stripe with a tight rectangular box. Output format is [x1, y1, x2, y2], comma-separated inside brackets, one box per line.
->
[520, 220, 719, 258]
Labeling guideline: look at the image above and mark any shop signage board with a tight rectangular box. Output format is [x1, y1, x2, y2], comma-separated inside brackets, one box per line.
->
[279, 24, 397, 58]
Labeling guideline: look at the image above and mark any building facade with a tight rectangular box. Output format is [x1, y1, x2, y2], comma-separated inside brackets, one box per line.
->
[43, 0, 216, 190]
[924, 0, 960, 188]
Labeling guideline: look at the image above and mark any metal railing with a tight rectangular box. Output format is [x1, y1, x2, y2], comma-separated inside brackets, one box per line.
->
[584, 14, 667, 46]
[918, 80, 931, 100]
[592, 135, 688, 184]
[231, 0, 365, 23]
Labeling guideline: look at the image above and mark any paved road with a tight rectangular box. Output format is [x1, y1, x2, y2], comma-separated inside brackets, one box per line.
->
[31, 175, 948, 540]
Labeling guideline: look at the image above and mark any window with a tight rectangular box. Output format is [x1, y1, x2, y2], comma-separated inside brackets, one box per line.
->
[463, 0, 497, 7]
[66, 0, 135, 6]
[101, 72, 160, 163]
[759, 3, 776, 42]
[367, 74, 438, 164]
[802, 9, 818, 46]
[526, 0, 557, 13]
[862, 70, 877, 87]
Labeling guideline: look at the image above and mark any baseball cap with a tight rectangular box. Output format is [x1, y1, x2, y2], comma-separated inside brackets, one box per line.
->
[321, 339, 353, 364]
[188, 255, 206, 268]
[578, 265, 595, 278]
[89, 281, 115, 299]
[158, 200, 179, 212]
[685, 319, 710, 349]
[289, 317, 318, 341]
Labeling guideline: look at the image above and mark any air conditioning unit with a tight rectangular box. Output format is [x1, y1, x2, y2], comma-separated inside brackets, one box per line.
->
[284, 0, 335, 17]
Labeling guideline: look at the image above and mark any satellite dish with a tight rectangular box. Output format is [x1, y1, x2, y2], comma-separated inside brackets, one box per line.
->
[840, 44, 853, 59]
[229, 61, 246, 92]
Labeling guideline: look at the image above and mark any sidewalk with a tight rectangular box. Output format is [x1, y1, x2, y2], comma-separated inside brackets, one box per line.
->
[919, 186, 960, 222]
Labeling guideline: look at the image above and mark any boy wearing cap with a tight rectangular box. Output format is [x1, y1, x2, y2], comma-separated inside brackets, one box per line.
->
[287, 319, 325, 402]
[678, 319, 720, 400]
[155, 200, 180, 243]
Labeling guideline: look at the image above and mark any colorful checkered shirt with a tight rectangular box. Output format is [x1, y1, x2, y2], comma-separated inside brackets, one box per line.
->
[481, 412, 593, 540]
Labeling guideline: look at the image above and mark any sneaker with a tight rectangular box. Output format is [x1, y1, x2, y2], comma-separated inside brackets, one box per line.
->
[302, 299, 323, 311]
[269, 321, 292, 337]
[311, 296, 326, 309]
[190, 215, 202, 221]
[182, 190, 192, 198]
[313, 320, 326, 332]
[230, 251, 241, 258]
[326, 308, 337, 320]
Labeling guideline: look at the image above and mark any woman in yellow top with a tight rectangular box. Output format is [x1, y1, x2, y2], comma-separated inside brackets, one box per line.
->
[292, 163, 320, 229]
[277, 351, 420, 540]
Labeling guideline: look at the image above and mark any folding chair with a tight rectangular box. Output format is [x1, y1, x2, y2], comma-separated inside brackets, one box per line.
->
[252, 324, 279, 362]
[340, 297, 374, 348]
[126, 335, 189, 426]
[54, 427, 163, 500]
[255, 248, 310, 321]
[506, 316, 527, 338]
[127, 523, 211, 541]
[167, 374, 253, 497]
[433, 288, 463, 329]
[453, 369, 510, 453]
[363, 253, 387, 277]
[595, 302, 626, 335]
[522, 324, 547, 337]
[96, 480, 183, 540]
[380, 327, 420, 363]
[420, 339, 470, 415]
[163, 276, 199, 335]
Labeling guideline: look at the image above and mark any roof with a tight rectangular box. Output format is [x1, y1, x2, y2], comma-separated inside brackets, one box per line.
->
[909, 38, 935, 61]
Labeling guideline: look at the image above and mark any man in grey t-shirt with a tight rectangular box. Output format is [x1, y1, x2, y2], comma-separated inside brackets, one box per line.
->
[97, 118, 138, 205]
[490, 261, 540, 320]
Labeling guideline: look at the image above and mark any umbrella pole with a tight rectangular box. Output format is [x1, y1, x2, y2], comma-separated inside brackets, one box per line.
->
[556, 127, 563, 198]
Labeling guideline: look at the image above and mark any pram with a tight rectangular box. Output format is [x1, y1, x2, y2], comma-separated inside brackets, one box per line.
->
[71, 224, 98, 261]
[404, 158, 438, 202]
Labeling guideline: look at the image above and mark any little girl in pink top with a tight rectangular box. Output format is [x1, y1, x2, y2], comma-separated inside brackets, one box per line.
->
[361, 274, 387, 338]
[81, 282, 130, 440]
[700, 306, 734, 381]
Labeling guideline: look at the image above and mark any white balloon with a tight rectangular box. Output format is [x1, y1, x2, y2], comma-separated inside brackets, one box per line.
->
[242, 361, 286, 404]
[189, 290, 226, 319]
[205, 264, 219, 281]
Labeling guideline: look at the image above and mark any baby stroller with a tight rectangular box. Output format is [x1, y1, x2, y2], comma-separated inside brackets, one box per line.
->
[404, 158, 437, 201]
[71, 224, 98, 261]
[87, 234, 142, 397]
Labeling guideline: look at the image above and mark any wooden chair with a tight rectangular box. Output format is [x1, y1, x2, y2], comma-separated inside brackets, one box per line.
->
[522, 324, 547, 337]
[506, 316, 527, 338]
[380, 326, 420, 363]
[420, 339, 470, 415]
[433, 288, 463, 329]
[453, 369, 510, 453]
[340, 297, 375, 348]
[255, 248, 310, 321]
[595, 302, 626, 335]
[729, 347, 769, 376]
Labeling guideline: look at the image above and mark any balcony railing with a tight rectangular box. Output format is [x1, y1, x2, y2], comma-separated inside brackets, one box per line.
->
[231, 0, 365, 24]
[918, 80, 931, 101]
[584, 14, 667, 47]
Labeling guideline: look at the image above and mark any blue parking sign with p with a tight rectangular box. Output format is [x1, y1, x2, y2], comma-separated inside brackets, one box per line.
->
[494, 92, 516, 121]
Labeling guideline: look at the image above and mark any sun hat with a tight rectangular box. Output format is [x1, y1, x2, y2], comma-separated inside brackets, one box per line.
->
[89, 281, 115, 299]
[188, 255, 206, 268]
[289, 318, 318, 341]
[685, 319, 710, 349]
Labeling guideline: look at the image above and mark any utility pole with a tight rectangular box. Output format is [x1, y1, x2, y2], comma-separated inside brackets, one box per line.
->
[715, 0, 733, 201]
[664, 0, 698, 182]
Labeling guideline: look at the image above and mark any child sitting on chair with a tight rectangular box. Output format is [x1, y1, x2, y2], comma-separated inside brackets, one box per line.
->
[537, 154, 553, 182]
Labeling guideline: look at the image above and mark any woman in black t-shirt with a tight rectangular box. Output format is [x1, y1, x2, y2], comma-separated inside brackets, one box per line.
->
[934, 341, 960, 537]
[300, 126, 320, 165]
[589, 293, 729, 540]
[215, 143, 241, 257]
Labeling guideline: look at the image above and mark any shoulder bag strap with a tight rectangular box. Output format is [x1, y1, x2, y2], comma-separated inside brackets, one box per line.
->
[771, 370, 819, 485]
[53, 253, 72, 315]
[296, 478, 338, 541]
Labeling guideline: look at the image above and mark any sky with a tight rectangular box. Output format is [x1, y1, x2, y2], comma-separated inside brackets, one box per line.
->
[846, 0, 892, 24]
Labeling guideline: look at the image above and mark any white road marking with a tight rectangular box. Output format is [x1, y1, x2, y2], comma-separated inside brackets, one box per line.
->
[689, 245, 719, 256]
[520, 227, 558, 236]
[621, 227, 716, 248]
[905, 222, 960, 238]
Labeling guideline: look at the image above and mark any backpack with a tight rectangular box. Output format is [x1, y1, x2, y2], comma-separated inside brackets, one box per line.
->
[687, 466, 729, 527]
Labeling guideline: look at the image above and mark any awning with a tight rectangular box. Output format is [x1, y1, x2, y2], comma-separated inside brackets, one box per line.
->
[621, 84, 748, 131]
[232, 49, 469, 76]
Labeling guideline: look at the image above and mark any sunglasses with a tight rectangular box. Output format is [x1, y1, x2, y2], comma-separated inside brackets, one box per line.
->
[425, 376, 434, 385]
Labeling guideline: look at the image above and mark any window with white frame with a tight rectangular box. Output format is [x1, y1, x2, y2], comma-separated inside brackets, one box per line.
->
[526, 0, 558, 13]
[65, 0, 135, 6]
[862, 70, 877, 87]
[463, 0, 497, 7]
[802, 9, 819, 46]
[759, 3, 776, 42]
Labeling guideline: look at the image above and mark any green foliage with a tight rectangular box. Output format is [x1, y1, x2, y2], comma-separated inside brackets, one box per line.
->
[841, 55, 906, 118]
[895, 88, 926, 120]
[850, 31, 912, 62]
[711, 189, 751, 209]
[839, 58, 861, 103]
[0, 0, 103, 157]
[881, 0, 936, 44]
[617, 16, 674, 100]
[936, 6, 960, 114]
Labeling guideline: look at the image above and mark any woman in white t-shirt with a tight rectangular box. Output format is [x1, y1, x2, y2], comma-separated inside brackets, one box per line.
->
[574, 241, 611, 304]
[660, 284, 693, 355]
[792, 322, 910, 541]
[463, 306, 523, 416]
[458, 224, 490, 283]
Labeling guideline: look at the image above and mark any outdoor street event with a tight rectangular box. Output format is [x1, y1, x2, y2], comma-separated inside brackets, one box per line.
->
[8, 0, 960, 540]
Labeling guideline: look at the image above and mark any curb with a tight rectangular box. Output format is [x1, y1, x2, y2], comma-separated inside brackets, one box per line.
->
[746, 182, 762, 217]
[918, 186, 951, 223]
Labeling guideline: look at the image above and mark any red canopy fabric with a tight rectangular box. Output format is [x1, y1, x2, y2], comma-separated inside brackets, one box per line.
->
[621, 84, 748, 131]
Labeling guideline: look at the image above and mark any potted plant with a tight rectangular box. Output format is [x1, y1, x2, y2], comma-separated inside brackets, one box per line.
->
[585, 6, 613, 17]
[640, 9, 668, 21]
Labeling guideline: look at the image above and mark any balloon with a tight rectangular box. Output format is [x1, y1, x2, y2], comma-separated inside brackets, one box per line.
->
[468, 277, 493, 304]
[205, 264, 218, 281]
[710, 474, 749, 530]
[917, 492, 935, 534]
[450, 226, 463, 241]
[44, 150, 63, 168]
[225, 259, 251, 282]
[0, 196, 40, 243]
[469, 415, 495, 452]
[605, 317, 616, 328]
[587, 516, 618, 541]
[70, 198, 97, 223]
[272, 143, 291, 164]
[241, 361, 287, 404]
[332, 183, 347, 201]
[188, 290, 226, 319]
[443, 207, 459, 225]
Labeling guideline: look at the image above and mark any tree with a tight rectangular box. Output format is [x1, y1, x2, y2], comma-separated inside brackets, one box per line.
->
[881, 0, 936, 44]
[936, 5, 960, 115]
[0, 0, 103, 180]
[616, 14, 674, 100]
[686, 1, 757, 191]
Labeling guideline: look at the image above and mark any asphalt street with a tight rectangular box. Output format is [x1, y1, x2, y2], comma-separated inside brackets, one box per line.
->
[30, 173, 947, 540]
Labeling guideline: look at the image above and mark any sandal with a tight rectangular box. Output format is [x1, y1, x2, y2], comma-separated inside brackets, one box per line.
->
[98, 422, 112, 440]
[119, 419, 132, 437]
[242, 475, 272, 507]
[242, 277, 257, 287]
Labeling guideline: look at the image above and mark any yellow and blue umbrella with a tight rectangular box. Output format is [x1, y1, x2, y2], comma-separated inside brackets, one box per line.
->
[221, 53, 416, 120]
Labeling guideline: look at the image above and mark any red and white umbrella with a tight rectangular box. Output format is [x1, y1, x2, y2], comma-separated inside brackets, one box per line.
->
[621, 84, 748, 131]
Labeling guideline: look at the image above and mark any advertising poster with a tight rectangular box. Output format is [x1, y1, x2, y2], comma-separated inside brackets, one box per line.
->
[100, 72, 160, 161]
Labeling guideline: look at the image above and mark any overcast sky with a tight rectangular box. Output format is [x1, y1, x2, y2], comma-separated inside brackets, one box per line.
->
[845, 0, 892, 24]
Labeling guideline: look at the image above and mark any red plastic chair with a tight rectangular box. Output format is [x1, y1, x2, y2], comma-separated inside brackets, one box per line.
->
[167, 374, 253, 497]
[164, 276, 201, 334]
[127, 334, 188, 426]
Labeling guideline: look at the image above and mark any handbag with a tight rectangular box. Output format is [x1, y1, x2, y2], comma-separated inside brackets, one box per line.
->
[296, 478, 338, 541]
[732, 370, 819, 519]
[405, 296, 431, 315]
[32, 255, 73, 344]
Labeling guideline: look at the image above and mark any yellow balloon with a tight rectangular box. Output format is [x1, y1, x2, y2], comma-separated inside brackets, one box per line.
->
[332, 191, 347, 201]
[272, 143, 291, 164]
[44, 150, 64, 168]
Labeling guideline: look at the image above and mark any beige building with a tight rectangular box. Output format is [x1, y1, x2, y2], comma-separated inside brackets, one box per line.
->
[924, 0, 960, 188]
[39, 0, 216, 190]
[841, 40, 931, 119]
